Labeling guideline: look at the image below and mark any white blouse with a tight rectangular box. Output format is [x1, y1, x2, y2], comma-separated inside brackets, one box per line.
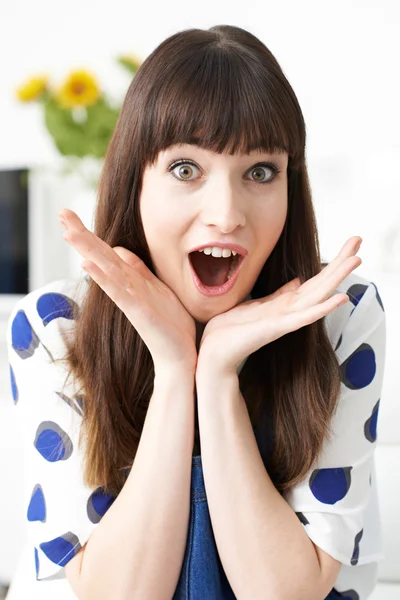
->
[6, 269, 386, 599]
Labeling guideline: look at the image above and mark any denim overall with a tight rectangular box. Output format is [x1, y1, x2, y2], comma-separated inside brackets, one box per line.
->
[172, 394, 337, 599]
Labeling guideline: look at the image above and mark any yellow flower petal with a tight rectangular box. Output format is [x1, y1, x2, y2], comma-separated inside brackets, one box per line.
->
[15, 75, 49, 102]
[55, 69, 101, 109]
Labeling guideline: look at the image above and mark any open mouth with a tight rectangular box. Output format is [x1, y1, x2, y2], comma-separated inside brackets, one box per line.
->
[188, 251, 244, 287]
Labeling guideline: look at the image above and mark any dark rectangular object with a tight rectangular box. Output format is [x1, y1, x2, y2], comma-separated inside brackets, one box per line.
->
[0, 169, 29, 294]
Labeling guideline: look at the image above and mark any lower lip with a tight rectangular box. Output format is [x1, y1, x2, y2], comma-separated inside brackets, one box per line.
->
[188, 255, 245, 297]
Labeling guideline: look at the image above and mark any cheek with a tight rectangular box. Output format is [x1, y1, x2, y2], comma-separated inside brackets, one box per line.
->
[141, 197, 167, 243]
[141, 188, 187, 232]
[140, 200, 186, 270]
[256, 197, 287, 235]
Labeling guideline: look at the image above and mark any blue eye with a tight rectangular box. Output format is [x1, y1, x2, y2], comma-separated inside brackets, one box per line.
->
[167, 159, 281, 185]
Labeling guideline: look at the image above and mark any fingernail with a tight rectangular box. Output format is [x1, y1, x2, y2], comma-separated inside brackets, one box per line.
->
[355, 239, 362, 252]
[60, 219, 68, 230]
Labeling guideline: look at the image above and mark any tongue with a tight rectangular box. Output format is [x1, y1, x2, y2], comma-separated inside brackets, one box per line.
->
[190, 252, 232, 287]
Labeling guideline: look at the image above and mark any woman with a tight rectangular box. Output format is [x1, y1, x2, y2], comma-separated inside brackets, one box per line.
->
[7, 24, 385, 600]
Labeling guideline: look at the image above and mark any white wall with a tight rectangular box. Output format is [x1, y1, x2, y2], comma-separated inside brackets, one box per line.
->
[1, 1, 399, 161]
[1, 0, 399, 272]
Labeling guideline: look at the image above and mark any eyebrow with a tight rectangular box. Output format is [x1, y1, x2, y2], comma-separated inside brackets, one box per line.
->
[166, 140, 285, 158]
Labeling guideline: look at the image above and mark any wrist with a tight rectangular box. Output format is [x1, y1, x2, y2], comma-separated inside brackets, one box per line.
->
[195, 358, 239, 389]
[196, 348, 238, 378]
[154, 361, 196, 385]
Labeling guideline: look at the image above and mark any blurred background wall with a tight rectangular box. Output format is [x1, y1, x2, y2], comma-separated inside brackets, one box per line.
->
[1, 0, 399, 276]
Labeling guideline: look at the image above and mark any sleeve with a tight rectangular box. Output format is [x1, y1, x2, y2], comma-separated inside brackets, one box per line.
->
[282, 279, 386, 567]
[6, 278, 117, 581]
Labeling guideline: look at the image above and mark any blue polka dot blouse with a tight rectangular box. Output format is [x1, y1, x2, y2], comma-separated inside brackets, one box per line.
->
[6, 269, 386, 599]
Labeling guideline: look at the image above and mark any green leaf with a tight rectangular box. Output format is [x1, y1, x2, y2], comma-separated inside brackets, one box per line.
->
[43, 96, 120, 158]
[116, 56, 140, 75]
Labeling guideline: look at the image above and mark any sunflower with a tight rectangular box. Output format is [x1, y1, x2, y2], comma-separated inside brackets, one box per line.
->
[55, 69, 101, 109]
[15, 75, 49, 102]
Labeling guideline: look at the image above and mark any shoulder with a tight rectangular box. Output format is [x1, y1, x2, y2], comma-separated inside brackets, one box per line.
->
[7, 275, 90, 413]
[322, 269, 385, 356]
[6, 277, 88, 403]
[7, 275, 89, 356]
[8, 274, 89, 330]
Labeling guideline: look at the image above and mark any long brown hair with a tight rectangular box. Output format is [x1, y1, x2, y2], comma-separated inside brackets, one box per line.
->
[56, 25, 341, 497]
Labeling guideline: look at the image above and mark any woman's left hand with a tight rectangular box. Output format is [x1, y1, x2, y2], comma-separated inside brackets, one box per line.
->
[197, 236, 363, 376]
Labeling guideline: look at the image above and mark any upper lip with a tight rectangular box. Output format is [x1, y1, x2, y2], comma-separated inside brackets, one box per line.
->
[189, 242, 248, 256]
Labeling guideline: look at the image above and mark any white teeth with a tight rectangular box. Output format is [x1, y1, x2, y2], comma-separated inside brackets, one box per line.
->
[200, 247, 238, 258]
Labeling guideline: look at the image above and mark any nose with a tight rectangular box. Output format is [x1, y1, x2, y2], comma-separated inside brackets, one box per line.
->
[200, 179, 246, 233]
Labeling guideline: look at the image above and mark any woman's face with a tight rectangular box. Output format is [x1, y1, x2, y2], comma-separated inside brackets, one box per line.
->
[139, 143, 288, 324]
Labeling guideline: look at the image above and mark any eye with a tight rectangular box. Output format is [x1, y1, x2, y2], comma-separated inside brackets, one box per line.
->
[167, 159, 281, 185]
[168, 159, 201, 183]
[245, 163, 281, 185]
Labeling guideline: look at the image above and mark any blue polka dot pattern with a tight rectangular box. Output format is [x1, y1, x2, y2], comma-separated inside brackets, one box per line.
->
[309, 467, 352, 504]
[87, 488, 116, 523]
[333, 283, 369, 351]
[340, 343, 376, 390]
[34, 547, 39, 579]
[75, 394, 85, 413]
[6, 273, 385, 595]
[27, 484, 46, 522]
[370, 282, 384, 312]
[347, 284, 368, 308]
[325, 588, 359, 599]
[9, 364, 18, 404]
[364, 400, 380, 443]
[39, 531, 81, 567]
[56, 391, 84, 416]
[296, 512, 309, 526]
[335, 333, 343, 351]
[36, 292, 78, 326]
[34, 421, 73, 462]
[350, 529, 363, 566]
[11, 309, 40, 360]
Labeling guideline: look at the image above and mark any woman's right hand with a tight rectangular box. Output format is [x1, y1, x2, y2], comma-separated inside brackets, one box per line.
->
[59, 208, 198, 373]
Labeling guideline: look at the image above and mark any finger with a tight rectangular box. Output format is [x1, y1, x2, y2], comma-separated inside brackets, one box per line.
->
[271, 237, 361, 303]
[300, 236, 362, 295]
[262, 277, 302, 303]
[61, 211, 140, 288]
[81, 260, 142, 318]
[112, 246, 155, 282]
[325, 236, 363, 273]
[282, 291, 349, 334]
[294, 255, 361, 311]
[314, 255, 361, 304]
[61, 209, 116, 260]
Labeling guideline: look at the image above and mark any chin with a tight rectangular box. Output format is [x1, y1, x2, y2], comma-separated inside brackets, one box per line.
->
[183, 303, 218, 323]
[184, 293, 241, 323]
